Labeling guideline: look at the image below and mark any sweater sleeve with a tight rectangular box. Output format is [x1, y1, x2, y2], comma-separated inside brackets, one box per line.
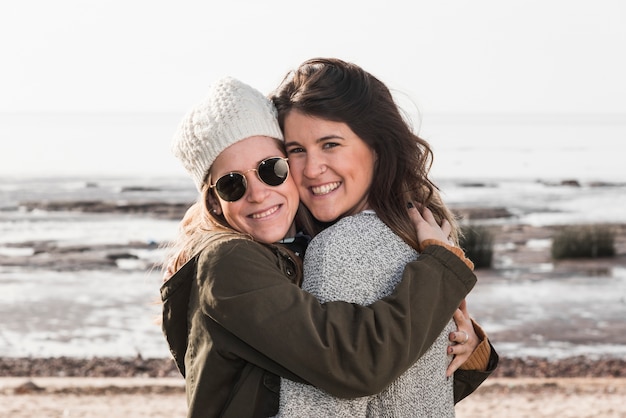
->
[197, 239, 477, 398]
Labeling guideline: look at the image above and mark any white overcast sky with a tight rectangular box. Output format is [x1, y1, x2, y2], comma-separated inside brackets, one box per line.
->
[1, 0, 625, 179]
[2, 0, 625, 114]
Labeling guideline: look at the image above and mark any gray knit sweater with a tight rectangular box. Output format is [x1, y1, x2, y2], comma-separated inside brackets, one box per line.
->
[277, 211, 455, 417]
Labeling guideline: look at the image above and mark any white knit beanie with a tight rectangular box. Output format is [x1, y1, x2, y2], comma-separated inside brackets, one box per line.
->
[172, 76, 284, 191]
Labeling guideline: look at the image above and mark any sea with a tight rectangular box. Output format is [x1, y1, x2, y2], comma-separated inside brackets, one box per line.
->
[1, 112, 625, 360]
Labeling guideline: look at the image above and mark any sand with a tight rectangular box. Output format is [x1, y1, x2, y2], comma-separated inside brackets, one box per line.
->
[455, 378, 626, 418]
[0, 377, 187, 418]
[1, 377, 625, 417]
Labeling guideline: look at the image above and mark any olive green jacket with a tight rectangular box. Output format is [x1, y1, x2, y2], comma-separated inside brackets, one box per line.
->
[161, 238, 486, 417]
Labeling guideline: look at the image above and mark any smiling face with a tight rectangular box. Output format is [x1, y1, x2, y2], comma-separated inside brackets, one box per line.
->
[209, 136, 299, 243]
[283, 110, 377, 222]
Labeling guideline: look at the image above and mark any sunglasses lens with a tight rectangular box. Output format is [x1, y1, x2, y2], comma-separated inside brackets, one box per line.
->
[215, 173, 246, 202]
[258, 158, 289, 186]
[213, 158, 288, 202]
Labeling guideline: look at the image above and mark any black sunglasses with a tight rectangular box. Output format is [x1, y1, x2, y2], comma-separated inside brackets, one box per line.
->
[209, 157, 290, 202]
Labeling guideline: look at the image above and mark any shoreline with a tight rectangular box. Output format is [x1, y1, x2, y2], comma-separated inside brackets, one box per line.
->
[2, 355, 624, 378]
[2, 220, 625, 360]
[3, 375, 624, 392]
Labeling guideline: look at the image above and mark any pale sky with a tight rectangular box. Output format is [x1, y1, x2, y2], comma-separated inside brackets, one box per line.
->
[2, 0, 625, 114]
[1, 0, 625, 178]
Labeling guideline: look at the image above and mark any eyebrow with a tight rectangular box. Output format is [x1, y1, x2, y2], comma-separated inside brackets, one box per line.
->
[284, 134, 344, 148]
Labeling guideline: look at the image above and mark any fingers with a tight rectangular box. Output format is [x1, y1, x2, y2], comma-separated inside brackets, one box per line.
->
[421, 207, 437, 225]
[407, 204, 443, 229]
[446, 351, 468, 377]
[407, 203, 452, 245]
[441, 219, 452, 240]
[445, 332, 473, 377]
[406, 201, 425, 223]
[449, 325, 470, 345]
[452, 307, 465, 325]
[451, 307, 470, 335]
[446, 300, 481, 377]
[458, 298, 469, 316]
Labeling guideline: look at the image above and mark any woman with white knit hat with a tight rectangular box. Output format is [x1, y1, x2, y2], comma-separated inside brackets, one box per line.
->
[161, 76, 480, 417]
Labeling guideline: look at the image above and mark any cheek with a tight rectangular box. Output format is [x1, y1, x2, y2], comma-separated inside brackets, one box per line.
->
[285, 181, 301, 206]
[288, 160, 305, 183]
[349, 154, 376, 192]
[220, 203, 243, 225]
[360, 151, 377, 179]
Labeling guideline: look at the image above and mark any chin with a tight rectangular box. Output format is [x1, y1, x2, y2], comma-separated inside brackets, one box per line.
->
[254, 229, 289, 244]
[311, 211, 339, 223]
[253, 235, 279, 244]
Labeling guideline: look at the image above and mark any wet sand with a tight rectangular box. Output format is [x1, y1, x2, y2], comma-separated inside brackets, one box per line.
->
[2, 377, 625, 418]
[456, 377, 626, 418]
[1, 355, 625, 417]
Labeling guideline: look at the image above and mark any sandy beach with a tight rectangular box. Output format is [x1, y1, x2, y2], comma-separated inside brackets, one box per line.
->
[1, 376, 625, 418]
[455, 378, 626, 418]
[1, 354, 625, 417]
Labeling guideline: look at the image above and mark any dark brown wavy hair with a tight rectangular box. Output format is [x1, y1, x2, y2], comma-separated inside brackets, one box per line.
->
[271, 57, 459, 250]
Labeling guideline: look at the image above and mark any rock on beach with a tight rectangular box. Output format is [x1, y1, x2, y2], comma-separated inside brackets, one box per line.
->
[1, 355, 624, 379]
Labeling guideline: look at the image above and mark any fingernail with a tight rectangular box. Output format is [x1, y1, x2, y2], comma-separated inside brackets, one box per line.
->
[407, 202, 414, 209]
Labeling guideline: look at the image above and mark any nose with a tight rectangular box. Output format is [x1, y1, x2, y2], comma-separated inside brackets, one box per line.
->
[302, 152, 326, 179]
[245, 172, 270, 202]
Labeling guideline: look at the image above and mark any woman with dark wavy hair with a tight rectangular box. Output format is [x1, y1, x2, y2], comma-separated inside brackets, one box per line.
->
[271, 58, 497, 417]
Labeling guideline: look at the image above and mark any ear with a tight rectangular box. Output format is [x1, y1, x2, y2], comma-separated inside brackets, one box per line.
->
[205, 190, 223, 216]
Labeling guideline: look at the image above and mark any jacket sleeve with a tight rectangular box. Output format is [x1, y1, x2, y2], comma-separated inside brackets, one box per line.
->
[198, 239, 477, 398]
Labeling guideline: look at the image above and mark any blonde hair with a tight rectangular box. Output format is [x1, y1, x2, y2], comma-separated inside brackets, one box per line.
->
[163, 184, 251, 278]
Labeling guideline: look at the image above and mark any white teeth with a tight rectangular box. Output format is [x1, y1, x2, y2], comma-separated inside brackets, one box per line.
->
[251, 205, 279, 219]
[311, 182, 341, 195]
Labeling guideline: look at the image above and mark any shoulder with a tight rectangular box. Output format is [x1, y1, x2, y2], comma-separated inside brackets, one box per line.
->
[310, 211, 401, 251]
[336, 211, 386, 230]
[197, 237, 278, 273]
[314, 212, 388, 241]
[200, 236, 271, 255]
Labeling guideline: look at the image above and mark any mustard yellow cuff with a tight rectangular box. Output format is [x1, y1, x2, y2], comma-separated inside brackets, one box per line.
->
[460, 319, 490, 371]
[419, 239, 474, 271]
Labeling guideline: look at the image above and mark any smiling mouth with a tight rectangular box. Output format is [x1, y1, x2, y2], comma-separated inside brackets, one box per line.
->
[311, 182, 341, 196]
[250, 205, 280, 219]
